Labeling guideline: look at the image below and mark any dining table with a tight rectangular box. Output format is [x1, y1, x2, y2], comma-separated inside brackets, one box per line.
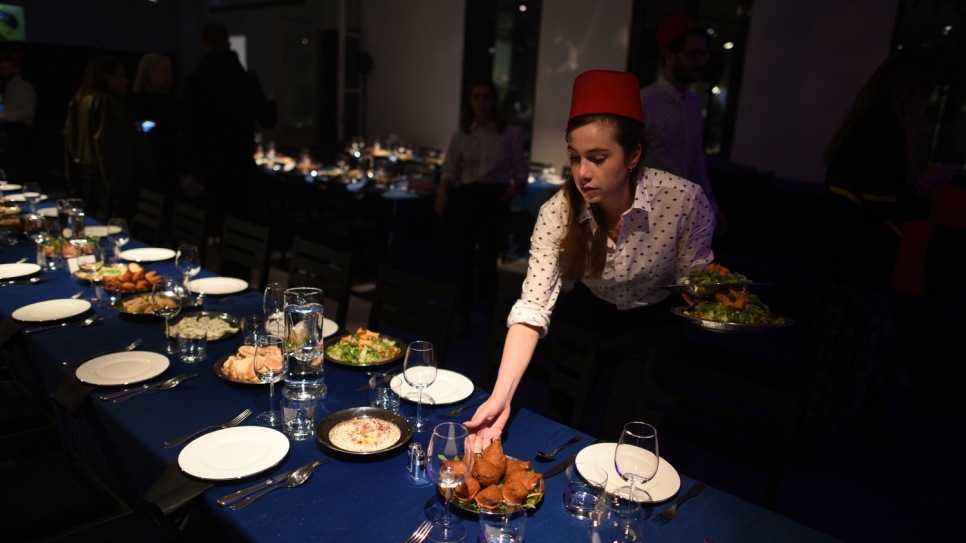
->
[0, 202, 840, 542]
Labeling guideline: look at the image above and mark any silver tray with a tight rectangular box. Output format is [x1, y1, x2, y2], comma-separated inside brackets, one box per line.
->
[164, 311, 240, 341]
[322, 334, 405, 368]
[671, 307, 794, 334]
[315, 407, 413, 456]
[662, 282, 771, 299]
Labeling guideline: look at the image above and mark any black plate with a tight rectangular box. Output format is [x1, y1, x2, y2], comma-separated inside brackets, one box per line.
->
[315, 407, 413, 455]
[322, 333, 405, 368]
[671, 307, 795, 333]
[213, 353, 267, 386]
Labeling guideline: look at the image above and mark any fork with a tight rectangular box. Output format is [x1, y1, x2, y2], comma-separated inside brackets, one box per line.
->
[162, 409, 252, 448]
[403, 521, 432, 543]
[652, 482, 706, 525]
[440, 398, 487, 418]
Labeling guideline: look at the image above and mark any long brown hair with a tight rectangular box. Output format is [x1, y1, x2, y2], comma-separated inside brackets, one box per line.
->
[559, 115, 645, 280]
[825, 49, 937, 162]
[74, 55, 122, 101]
[458, 78, 508, 134]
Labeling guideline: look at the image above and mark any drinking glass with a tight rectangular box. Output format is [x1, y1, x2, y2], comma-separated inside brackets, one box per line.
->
[24, 213, 50, 246]
[403, 341, 437, 432]
[175, 243, 201, 292]
[107, 218, 130, 249]
[565, 463, 609, 520]
[23, 182, 41, 213]
[479, 507, 527, 543]
[283, 287, 326, 398]
[426, 422, 473, 543]
[241, 315, 267, 346]
[253, 334, 288, 427]
[263, 282, 285, 337]
[614, 422, 659, 505]
[152, 277, 183, 354]
[588, 492, 658, 543]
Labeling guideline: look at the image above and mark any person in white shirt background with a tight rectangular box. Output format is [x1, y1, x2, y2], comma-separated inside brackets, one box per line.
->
[0, 51, 37, 183]
[640, 14, 727, 235]
[466, 70, 715, 449]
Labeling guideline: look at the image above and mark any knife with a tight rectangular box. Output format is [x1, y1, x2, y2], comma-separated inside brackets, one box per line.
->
[63, 338, 142, 365]
[216, 459, 329, 506]
[98, 373, 199, 401]
[541, 439, 597, 479]
[356, 374, 392, 392]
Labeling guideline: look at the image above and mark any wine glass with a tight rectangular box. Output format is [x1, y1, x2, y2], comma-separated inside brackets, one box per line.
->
[152, 277, 183, 354]
[107, 218, 130, 249]
[614, 422, 659, 505]
[426, 422, 473, 543]
[588, 491, 658, 543]
[23, 182, 41, 213]
[175, 243, 201, 293]
[403, 341, 437, 432]
[23, 213, 50, 246]
[263, 282, 285, 337]
[253, 334, 288, 427]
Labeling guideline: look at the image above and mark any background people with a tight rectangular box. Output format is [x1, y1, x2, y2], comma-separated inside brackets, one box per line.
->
[0, 51, 36, 183]
[129, 53, 181, 199]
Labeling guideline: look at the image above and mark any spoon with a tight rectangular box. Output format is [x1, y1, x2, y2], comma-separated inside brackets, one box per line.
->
[105, 373, 200, 402]
[536, 435, 583, 461]
[230, 463, 317, 510]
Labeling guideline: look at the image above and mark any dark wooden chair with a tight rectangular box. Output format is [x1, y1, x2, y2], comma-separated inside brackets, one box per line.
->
[218, 216, 271, 292]
[637, 356, 801, 510]
[0, 380, 59, 462]
[287, 238, 353, 331]
[130, 188, 167, 245]
[482, 302, 601, 430]
[1, 452, 137, 542]
[367, 266, 456, 367]
[169, 201, 208, 265]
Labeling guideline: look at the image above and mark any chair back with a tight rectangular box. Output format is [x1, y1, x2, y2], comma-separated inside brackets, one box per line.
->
[219, 216, 271, 291]
[130, 189, 166, 245]
[483, 302, 600, 429]
[169, 201, 208, 265]
[367, 266, 456, 367]
[639, 357, 801, 509]
[288, 238, 353, 331]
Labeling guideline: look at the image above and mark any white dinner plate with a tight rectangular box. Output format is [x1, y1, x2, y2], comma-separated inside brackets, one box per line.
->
[120, 247, 176, 262]
[38, 207, 58, 218]
[179, 426, 290, 481]
[75, 351, 170, 386]
[188, 277, 249, 295]
[4, 193, 48, 202]
[269, 315, 337, 338]
[1, 183, 22, 191]
[12, 299, 92, 322]
[85, 225, 122, 237]
[0, 262, 42, 280]
[575, 442, 681, 503]
[390, 369, 474, 405]
[322, 318, 338, 338]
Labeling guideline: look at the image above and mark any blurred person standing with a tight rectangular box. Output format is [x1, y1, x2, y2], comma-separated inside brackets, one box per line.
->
[639, 14, 726, 234]
[181, 22, 277, 226]
[129, 53, 181, 199]
[435, 79, 529, 335]
[0, 51, 36, 183]
[64, 55, 134, 221]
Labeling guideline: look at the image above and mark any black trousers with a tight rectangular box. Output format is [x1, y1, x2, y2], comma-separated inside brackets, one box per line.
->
[450, 183, 510, 316]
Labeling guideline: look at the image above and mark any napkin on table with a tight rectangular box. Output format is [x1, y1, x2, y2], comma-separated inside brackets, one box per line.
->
[49, 375, 97, 417]
[143, 461, 214, 525]
[0, 317, 25, 347]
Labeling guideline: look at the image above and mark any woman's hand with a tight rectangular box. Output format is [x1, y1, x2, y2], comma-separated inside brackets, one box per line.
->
[434, 188, 448, 217]
[464, 394, 512, 453]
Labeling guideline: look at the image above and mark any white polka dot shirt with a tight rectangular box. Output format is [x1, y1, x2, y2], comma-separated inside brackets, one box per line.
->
[640, 76, 720, 214]
[507, 168, 716, 336]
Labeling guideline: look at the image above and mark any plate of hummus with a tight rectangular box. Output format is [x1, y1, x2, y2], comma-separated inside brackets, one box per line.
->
[315, 407, 412, 455]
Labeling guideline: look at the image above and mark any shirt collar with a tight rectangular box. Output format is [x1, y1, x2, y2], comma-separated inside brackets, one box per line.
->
[657, 75, 689, 101]
[578, 169, 652, 225]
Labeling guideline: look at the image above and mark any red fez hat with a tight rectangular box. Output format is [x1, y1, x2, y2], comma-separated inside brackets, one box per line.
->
[656, 14, 696, 53]
[569, 70, 644, 123]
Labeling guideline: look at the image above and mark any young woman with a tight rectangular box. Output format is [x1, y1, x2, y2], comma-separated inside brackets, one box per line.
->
[466, 70, 716, 450]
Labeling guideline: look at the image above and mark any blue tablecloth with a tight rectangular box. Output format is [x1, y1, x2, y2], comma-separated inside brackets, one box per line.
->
[0, 204, 838, 542]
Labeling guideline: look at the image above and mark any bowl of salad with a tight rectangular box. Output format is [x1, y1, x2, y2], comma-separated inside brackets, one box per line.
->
[663, 263, 769, 299]
[323, 328, 404, 367]
[672, 289, 793, 333]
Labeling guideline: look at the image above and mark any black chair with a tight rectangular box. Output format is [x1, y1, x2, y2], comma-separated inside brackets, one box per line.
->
[130, 188, 167, 246]
[219, 216, 271, 292]
[367, 266, 456, 367]
[637, 356, 801, 510]
[288, 238, 353, 331]
[482, 302, 601, 430]
[0, 380, 59, 462]
[1, 452, 137, 542]
[169, 201, 208, 265]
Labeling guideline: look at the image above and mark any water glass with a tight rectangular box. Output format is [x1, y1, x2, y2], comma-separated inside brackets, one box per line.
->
[178, 333, 208, 363]
[282, 387, 317, 440]
[479, 508, 527, 543]
[565, 463, 609, 520]
[588, 491, 658, 543]
[241, 315, 267, 346]
[104, 280, 123, 306]
[369, 373, 400, 412]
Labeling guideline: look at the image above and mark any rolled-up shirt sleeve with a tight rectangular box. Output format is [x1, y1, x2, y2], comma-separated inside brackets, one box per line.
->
[507, 192, 567, 337]
[673, 184, 716, 282]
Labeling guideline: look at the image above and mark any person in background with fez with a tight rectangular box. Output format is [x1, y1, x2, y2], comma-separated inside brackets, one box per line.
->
[0, 51, 36, 183]
[466, 70, 715, 449]
[181, 22, 277, 228]
[640, 14, 726, 235]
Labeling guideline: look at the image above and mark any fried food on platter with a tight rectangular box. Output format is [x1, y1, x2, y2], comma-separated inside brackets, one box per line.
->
[474, 484, 504, 510]
[481, 438, 507, 478]
[471, 457, 502, 487]
[454, 477, 481, 501]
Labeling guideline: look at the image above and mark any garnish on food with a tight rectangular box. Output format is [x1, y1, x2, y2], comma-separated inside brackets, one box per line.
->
[682, 263, 751, 285]
[683, 288, 785, 325]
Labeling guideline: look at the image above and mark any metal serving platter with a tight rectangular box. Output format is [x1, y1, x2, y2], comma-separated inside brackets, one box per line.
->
[163, 311, 240, 341]
[315, 407, 412, 456]
[662, 282, 771, 299]
[322, 334, 405, 368]
[671, 307, 794, 334]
